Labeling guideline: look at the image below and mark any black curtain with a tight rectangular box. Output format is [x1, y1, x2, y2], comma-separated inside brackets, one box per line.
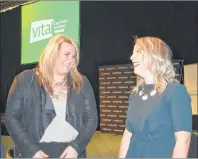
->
[79, 1, 198, 130]
[0, 7, 21, 113]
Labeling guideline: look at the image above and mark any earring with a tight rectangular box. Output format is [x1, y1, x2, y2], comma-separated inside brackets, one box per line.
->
[139, 90, 143, 96]
[142, 94, 148, 100]
[150, 90, 156, 96]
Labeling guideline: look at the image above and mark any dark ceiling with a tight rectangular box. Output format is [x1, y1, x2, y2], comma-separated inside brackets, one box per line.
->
[0, 1, 38, 13]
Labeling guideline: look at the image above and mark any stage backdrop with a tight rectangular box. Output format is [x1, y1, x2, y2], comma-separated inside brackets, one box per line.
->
[21, 1, 80, 64]
[99, 60, 184, 134]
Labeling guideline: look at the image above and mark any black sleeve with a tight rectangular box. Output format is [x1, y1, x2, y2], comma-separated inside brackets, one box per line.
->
[4, 72, 40, 157]
[70, 76, 98, 155]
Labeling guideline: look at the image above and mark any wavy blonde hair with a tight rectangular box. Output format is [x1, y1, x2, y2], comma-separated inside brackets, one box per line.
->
[133, 36, 178, 94]
[36, 34, 82, 94]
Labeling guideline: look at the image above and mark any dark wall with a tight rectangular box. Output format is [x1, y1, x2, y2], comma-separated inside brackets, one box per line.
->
[79, 1, 198, 72]
[0, 7, 37, 113]
[0, 7, 21, 113]
[79, 1, 198, 130]
[0, 1, 198, 129]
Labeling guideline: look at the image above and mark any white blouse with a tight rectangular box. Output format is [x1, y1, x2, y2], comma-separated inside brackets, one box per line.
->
[39, 90, 78, 143]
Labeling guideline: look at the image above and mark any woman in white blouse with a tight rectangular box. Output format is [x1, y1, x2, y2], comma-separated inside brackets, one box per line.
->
[5, 34, 98, 158]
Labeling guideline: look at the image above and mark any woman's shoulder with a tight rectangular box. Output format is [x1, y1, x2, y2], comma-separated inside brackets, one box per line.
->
[167, 82, 187, 91]
[81, 74, 90, 85]
[80, 75, 94, 93]
[166, 82, 189, 97]
[15, 69, 35, 82]
[81, 74, 88, 80]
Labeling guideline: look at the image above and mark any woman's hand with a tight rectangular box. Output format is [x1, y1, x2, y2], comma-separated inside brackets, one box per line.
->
[32, 150, 48, 158]
[60, 146, 78, 158]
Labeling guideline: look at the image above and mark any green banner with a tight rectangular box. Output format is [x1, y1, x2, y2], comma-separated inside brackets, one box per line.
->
[21, 1, 80, 64]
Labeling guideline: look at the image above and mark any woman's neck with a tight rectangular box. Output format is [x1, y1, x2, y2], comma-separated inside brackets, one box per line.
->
[144, 74, 154, 85]
[53, 74, 66, 82]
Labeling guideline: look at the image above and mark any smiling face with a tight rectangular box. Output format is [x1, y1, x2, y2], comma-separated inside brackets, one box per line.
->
[130, 43, 151, 78]
[53, 42, 76, 76]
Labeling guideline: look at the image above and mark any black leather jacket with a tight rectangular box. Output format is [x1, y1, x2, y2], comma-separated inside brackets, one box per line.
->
[5, 69, 98, 158]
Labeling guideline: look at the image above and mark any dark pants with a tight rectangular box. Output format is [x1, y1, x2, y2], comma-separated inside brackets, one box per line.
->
[39, 142, 68, 158]
[39, 142, 86, 158]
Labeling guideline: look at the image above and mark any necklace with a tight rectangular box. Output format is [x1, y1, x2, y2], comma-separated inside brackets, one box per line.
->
[51, 88, 68, 100]
[53, 77, 67, 87]
[52, 77, 67, 99]
[53, 94, 59, 99]
[138, 85, 157, 100]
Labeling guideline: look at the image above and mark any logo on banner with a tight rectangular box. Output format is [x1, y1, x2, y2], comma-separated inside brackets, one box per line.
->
[29, 19, 68, 43]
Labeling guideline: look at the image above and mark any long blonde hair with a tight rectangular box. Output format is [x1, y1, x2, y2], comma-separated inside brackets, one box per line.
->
[133, 36, 177, 94]
[36, 34, 82, 94]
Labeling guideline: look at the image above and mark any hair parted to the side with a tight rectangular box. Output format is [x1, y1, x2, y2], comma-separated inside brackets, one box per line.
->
[132, 36, 178, 94]
[36, 34, 82, 94]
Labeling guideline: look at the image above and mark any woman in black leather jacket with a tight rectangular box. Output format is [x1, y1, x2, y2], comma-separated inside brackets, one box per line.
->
[5, 34, 98, 158]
